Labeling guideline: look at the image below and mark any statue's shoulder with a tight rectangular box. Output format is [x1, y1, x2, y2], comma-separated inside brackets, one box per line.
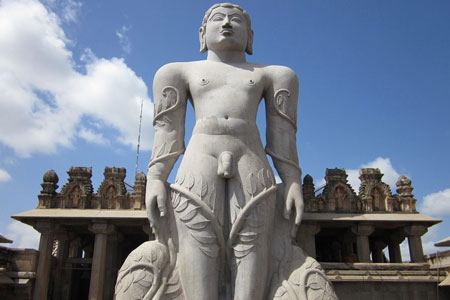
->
[154, 61, 206, 80]
[262, 64, 298, 82]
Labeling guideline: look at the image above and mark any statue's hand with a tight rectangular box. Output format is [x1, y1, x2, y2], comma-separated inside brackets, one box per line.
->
[283, 181, 304, 238]
[145, 179, 167, 233]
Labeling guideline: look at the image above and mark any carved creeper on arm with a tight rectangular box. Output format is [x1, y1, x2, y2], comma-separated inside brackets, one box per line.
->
[265, 66, 304, 238]
[146, 64, 188, 236]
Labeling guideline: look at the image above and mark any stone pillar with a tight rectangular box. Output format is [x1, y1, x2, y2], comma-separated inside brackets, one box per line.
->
[371, 239, 387, 263]
[297, 223, 320, 258]
[352, 224, 374, 262]
[88, 222, 115, 300]
[33, 221, 54, 300]
[52, 232, 70, 300]
[104, 232, 119, 300]
[404, 225, 427, 262]
[388, 232, 405, 263]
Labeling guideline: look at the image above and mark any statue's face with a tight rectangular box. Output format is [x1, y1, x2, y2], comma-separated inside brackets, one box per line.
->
[204, 6, 248, 52]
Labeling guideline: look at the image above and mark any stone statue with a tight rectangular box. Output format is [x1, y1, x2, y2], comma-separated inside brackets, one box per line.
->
[115, 3, 337, 300]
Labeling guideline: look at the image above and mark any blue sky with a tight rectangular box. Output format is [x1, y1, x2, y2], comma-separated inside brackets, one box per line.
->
[0, 0, 449, 258]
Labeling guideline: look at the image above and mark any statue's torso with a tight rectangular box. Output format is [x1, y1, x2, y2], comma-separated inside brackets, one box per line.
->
[183, 61, 267, 157]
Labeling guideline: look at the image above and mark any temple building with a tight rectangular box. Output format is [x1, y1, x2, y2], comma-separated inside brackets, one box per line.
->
[9, 166, 449, 299]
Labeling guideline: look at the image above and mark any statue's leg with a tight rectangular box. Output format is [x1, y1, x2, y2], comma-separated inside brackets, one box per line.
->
[228, 153, 276, 300]
[173, 152, 224, 300]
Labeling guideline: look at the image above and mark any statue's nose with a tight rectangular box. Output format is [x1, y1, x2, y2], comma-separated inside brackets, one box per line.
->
[222, 17, 232, 28]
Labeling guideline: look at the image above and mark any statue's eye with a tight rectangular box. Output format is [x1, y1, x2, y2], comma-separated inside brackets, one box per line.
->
[231, 17, 242, 24]
[211, 14, 225, 21]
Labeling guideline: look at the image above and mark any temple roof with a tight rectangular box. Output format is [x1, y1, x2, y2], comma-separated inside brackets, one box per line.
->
[0, 234, 12, 243]
[435, 236, 450, 247]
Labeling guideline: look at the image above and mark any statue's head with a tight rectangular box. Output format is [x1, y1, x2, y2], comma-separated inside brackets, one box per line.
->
[199, 3, 253, 55]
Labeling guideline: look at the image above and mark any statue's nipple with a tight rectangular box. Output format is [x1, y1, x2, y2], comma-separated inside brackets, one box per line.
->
[217, 151, 234, 179]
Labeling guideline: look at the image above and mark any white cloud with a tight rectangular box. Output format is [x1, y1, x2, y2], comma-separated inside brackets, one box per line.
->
[61, 0, 82, 23]
[420, 188, 450, 216]
[0, 168, 11, 182]
[6, 221, 40, 249]
[346, 157, 401, 192]
[0, 0, 153, 157]
[78, 127, 109, 145]
[43, 0, 82, 24]
[116, 25, 132, 54]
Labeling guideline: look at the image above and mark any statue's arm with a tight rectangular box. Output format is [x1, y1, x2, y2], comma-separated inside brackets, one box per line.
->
[146, 63, 188, 230]
[265, 66, 303, 237]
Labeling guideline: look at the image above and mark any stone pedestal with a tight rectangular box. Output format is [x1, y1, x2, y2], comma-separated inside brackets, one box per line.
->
[404, 225, 427, 262]
[297, 223, 320, 258]
[88, 222, 115, 300]
[33, 221, 54, 300]
[352, 224, 374, 262]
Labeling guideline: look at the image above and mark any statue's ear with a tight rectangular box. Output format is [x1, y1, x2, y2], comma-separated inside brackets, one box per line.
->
[199, 27, 207, 53]
[246, 29, 254, 55]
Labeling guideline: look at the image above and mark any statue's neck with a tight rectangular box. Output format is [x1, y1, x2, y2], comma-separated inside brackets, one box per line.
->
[207, 50, 247, 64]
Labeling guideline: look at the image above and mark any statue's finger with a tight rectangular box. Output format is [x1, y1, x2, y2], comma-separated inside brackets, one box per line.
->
[290, 223, 299, 239]
[283, 197, 292, 220]
[157, 194, 166, 217]
[146, 196, 159, 230]
[295, 205, 304, 226]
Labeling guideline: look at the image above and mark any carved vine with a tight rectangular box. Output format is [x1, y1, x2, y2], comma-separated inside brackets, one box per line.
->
[274, 89, 297, 130]
[148, 140, 183, 169]
[153, 86, 181, 126]
[171, 173, 225, 259]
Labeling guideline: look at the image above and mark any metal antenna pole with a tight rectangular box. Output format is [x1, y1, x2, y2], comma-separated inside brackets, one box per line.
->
[135, 98, 144, 177]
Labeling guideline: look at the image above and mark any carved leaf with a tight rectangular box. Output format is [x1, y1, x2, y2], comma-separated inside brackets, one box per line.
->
[176, 172, 185, 186]
[136, 272, 153, 288]
[246, 212, 264, 227]
[238, 231, 258, 243]
[288, 269, 301, 286]
[175, 198, 189, 213]
[186, 173, 195, 190]
[179, 205, 199, 222]
[165, 271, 182, 299]
[264, 169, 273, 188]
[199, 243, 220, 258]
[172, 192, 181, 208]
[208, 185, 216, 211]
[122, 271, 134, 292]
[201, 180, 208, 198]
[258, 168, 267, 189]
[184, 212, 209, 230]
[230, 203, 238, 225]
[191, 230, 216, 244]
[234, 243, 254, 259]
[154, 119, 166, 128]
[246, 172, 257, 196]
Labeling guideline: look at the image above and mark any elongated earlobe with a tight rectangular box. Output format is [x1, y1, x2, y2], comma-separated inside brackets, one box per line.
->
[246, 29, 254, 55]
[199, 27, 207, 53]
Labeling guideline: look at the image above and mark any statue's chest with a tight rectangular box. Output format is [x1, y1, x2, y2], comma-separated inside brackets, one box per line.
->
[189, 69, 265, 100]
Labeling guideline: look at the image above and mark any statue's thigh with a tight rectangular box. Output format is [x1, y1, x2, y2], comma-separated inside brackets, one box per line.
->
[173, 152, 226, 250]
[227, 153, 276, 255]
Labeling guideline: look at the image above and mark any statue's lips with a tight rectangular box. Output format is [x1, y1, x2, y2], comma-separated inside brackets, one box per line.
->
[220, 29, 233, 36]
